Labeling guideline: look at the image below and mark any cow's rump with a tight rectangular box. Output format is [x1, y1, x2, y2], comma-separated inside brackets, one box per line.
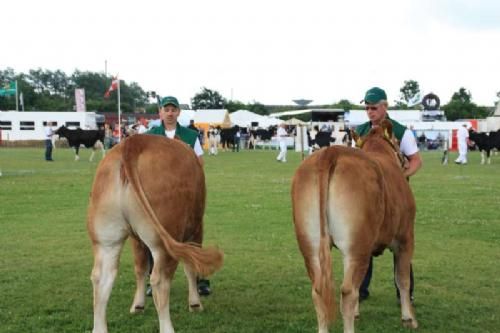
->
[88, 134, 223, 333]
[292, 123, 417, 333]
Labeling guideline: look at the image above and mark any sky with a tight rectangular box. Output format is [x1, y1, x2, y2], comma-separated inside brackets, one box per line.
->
[2, 0, 500, 107]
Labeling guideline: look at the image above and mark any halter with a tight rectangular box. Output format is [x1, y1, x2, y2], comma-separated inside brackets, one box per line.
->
[356, 129, 406, 168]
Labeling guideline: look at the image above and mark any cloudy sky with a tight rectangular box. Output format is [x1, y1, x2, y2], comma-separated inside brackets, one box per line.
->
[2, 0, 500, 106]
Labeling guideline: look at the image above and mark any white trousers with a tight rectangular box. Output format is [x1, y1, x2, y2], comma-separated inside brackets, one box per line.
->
[457, 141, 468, 163]
[277, 141, 287, 162]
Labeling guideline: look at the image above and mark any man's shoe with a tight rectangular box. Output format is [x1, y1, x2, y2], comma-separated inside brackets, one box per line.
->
[197, 279, 211, 296]
[146, 284, 152, 297]
[359, 292, 369, 302]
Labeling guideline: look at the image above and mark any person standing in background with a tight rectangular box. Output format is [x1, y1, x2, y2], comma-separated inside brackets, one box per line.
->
[276, 123, 288, 162]
[455, 124, 470, 165]
[44, 122, 54, 161]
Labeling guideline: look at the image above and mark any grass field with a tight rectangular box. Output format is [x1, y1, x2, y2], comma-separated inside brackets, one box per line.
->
[0, 147, 499, 333]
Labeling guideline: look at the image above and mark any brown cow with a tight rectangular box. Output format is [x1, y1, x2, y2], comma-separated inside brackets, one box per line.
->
[292, 120, 417, 333]
[87, 134, 224, 333]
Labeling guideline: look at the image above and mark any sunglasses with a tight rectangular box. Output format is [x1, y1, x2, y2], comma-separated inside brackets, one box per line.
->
[365, 105, 379, 111]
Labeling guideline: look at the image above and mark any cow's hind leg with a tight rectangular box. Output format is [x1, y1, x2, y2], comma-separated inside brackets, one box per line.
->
[394, 246, 418, 329]
[295, 217, 333, 333]
[89, 148, 96, 162]
[340, 255, 370, 333]
[90, 239, 126, 333]
[150, 248, 178, 333]
[129, 237, 149, 313]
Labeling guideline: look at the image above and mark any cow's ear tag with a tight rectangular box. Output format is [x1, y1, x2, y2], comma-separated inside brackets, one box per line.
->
[384, 129, 390, 139]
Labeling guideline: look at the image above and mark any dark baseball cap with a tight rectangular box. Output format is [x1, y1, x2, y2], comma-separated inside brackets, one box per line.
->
[160, 96, 180, 108]
[363, 87, 387, 104]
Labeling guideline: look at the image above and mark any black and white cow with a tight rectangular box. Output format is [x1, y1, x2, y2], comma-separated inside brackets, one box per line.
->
[468, 129, 500, 164]
[55, 126, 105, 161]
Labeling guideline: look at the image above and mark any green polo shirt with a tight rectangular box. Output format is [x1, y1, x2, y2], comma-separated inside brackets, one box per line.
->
[146, 122, 198, 148]
[355, 117, 407, 141]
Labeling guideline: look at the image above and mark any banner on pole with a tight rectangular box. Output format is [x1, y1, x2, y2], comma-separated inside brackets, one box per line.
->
[0, 81, 16, 96]
[75, 88, 87, 112]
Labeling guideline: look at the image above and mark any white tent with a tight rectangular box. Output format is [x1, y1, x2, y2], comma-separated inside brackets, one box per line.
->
[230, 110, 261, 127]
[259, 116, 283, 127]
[194, 109, 231, 127]
[229, 110, 283, 128]
[284, 118, 306, 125]
[178, 109, 195, 127]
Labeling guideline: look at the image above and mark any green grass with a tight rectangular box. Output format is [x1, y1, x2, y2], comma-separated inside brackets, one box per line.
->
[0, 147, 499, 333]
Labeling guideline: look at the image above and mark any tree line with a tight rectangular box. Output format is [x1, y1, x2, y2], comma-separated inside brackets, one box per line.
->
[1, 68, 497, 121]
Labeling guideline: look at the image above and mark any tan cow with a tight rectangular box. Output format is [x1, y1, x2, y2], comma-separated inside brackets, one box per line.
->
[87, 134, 224, 333]
[292, 120, 417, 333]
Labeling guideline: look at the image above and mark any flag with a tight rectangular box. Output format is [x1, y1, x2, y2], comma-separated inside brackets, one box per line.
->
[0, 81, 16, 97]
[104, 77, 119, 98]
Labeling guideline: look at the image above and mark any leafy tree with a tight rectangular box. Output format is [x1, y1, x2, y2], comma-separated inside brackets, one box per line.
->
[399, 80, 420, 107]
[225, 100, 246, 113]
[443, 87, 490, 120]
[1, 67, 150, 112]
[248, 101, 269, 115]
[191, 87, 226, 109]
[337, 99, 353, 112]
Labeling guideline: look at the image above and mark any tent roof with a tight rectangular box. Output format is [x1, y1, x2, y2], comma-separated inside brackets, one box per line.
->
[230, 109, 283, 128]
[194, 109, 231, 126]
[284, 117, 306, 125]
[271, 109, 344, 117]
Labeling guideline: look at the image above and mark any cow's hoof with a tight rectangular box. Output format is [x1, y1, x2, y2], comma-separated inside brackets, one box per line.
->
[402, 318, 418, 329]
[189, 303, 203, 312]
[130, 304, 145, 314]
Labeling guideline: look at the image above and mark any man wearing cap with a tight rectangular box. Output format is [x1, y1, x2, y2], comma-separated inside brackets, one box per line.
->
[356, 87, 422, 303]
[146, 96, 204, 165]
[145, 96, 212, 296]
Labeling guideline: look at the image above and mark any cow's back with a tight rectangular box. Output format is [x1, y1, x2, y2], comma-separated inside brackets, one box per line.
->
[370, 153, 416, 246]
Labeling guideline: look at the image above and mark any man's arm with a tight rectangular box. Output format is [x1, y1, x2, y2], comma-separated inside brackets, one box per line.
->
[404, 152, 422, 178]
[193, 138, 204, 167]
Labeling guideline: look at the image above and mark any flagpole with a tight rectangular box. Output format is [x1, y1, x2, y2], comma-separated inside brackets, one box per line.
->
[117, 78, 121, 143]
[15, 81, 19, 111]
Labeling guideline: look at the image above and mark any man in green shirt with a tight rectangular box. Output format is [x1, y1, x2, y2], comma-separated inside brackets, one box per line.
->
[145, 96, 211, 296]
[355, 87, 422, 303]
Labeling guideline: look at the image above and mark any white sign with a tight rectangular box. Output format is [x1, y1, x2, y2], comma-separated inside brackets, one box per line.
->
[75, 88, 86, 112]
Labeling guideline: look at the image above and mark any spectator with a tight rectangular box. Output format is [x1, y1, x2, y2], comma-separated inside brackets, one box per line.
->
[44, 121, 55, 161]
[276, 123, 288, 162]
[103, 123, 113, 149]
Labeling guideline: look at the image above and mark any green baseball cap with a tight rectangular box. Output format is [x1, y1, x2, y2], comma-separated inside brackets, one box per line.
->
[160, 96, 180, 108]
[363, 87, 387, 104]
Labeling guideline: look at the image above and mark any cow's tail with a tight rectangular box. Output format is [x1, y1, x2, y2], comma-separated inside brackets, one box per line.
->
[121, 143, 223, 277]
[315, 147, 339, 325]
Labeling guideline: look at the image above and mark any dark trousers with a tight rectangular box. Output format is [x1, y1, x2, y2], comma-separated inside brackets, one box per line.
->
[45, 139, 53, 160]
[232, 137, 240, 152]
[359, 256, 414, 298]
